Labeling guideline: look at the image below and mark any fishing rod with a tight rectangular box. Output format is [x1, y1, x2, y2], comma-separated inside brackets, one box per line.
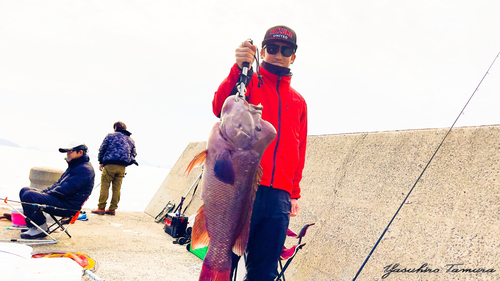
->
[1, 181, 101, 213]
[175, 170, 203, 216]
[235, 39, 253, 101]
[352, 50, 500, 280]
[1, 197, 59, 242]
[1, 197, 80, 213]
[84, 269, 105, 281]
[235, 38, 262, 101]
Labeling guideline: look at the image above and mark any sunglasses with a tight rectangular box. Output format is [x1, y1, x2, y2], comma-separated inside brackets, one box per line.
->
[265, 44, 294, 57]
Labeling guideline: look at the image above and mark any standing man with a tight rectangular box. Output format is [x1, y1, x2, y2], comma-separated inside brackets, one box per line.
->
[212, 25, 307, 280]
[19, 144, 95, 239]
[92, 121, 137, 216]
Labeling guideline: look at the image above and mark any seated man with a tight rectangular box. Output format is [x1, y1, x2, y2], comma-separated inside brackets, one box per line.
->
[19, 144, 95, 239]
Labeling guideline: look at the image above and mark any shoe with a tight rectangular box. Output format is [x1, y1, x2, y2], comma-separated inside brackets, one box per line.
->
[20, 223, 48, 239]
[91, 208, 105, 215]
[21, 232, 48, 239]
[78, 213, 88, 221]
[21, 227, 35, 233]
[105, 209, 115, 216]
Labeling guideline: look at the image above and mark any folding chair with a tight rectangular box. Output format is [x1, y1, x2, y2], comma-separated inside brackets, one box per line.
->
[276, 222, 315, 281]
[44, 210, 82, 239]
[1, 198, 83, 245]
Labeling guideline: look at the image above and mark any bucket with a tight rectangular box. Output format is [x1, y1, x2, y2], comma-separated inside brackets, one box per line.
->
[10, 207, 26, 227]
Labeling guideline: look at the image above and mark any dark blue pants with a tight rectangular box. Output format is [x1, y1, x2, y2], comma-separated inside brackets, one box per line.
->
[19, 187, 76, 227]
[231, 185, 291, 281]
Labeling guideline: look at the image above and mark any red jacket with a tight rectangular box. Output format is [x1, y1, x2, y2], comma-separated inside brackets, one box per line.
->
[213, 62, 307, 199]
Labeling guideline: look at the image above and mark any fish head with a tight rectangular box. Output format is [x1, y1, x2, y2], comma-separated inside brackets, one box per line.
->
[219, 96, 276, 151]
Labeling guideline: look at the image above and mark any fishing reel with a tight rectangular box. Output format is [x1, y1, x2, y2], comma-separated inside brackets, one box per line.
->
[235, 38, 262, 101]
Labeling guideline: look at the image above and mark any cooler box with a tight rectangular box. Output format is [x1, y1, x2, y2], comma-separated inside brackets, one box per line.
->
[21, 257, 82, 281]
[0, 243, 33, 280]
[1, 244, 81, 281]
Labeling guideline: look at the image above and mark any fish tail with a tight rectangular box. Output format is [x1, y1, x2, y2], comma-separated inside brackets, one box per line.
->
[186, 149, 208, 175]
[199, 264, 231, 281]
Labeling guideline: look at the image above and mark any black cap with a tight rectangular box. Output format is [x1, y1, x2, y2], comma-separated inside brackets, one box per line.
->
[59, 144, 88, 153]
[262, 25, 298, 51]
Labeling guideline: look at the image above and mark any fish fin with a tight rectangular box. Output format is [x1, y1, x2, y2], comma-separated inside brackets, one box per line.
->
[232, 165, 263, 256]
[214, 150, 235, 185]
[191, 205, 210, 250]
[199, 264, 231, 281]
[232, 219, 250, 257]
[185, 150, 207, 176]
[255, 165, 263, 192]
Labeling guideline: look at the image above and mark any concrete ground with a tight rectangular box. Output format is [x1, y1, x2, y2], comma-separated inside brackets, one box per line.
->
[0, 209, 203, 281]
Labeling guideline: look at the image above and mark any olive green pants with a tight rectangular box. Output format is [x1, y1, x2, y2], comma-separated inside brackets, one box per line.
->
[98, 164, 126, 210]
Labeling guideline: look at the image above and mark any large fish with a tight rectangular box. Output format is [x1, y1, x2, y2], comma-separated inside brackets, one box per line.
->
[186, 96, 276, 281]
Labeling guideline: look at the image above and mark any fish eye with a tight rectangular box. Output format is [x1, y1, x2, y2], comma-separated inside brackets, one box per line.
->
[255, 126, 261, 132]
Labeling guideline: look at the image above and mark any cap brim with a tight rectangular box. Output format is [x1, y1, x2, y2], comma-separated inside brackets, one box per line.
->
[263, 39, 297, 49]
[59, 148, 71, 153]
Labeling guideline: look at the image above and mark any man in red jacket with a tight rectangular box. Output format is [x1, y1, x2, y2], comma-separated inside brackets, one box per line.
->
[212, 25, 307, 281]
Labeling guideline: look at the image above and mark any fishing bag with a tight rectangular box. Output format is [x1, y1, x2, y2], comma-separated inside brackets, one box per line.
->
[163, 213, 188, 238]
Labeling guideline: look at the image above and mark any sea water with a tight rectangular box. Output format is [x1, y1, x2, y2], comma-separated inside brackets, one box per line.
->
[0, 145, 170, 212]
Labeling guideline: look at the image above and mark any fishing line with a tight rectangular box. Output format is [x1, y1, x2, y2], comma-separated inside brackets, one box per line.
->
[352, 51, 500, 280]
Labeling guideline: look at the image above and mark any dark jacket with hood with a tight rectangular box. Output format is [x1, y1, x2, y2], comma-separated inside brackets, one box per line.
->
[44, 154, 95, 208]
[98, 129, 138, 167]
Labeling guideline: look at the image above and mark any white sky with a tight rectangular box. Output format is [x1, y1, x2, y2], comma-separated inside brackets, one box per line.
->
[1, 1, 499, 168]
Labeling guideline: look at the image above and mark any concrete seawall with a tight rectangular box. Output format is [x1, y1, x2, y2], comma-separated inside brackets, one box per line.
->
[145, 124, 500, 281]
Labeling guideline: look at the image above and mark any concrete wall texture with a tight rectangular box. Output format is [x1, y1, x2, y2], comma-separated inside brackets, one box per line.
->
[145, 124, 500, 281]
[29, 167, 64, 190]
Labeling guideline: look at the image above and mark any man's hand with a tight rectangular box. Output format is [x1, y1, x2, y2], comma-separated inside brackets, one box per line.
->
[291, 199, 300, 217]
[99, 164, 104, 171]
[235, 40, 257, 69]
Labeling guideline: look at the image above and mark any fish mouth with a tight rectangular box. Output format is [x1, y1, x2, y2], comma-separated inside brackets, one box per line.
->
[237, 129, 251, 139]
[236, 131, 252, 141]
[218, 97, 265, 150]
[221, 127, 253, 150]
